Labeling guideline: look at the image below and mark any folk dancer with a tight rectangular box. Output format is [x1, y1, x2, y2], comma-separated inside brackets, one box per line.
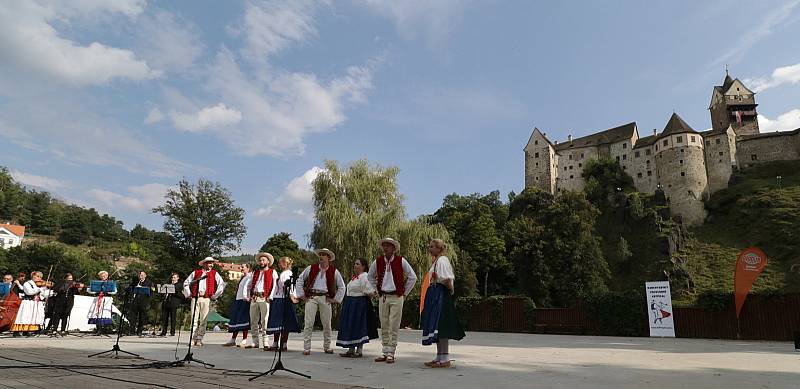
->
[245, 253, 277, 350]
[88, 270, 117, 335]
[420, 239, 465, 368]
[368, 238, 417, 364]
[158, 273, 184, 337]
[296, 248, 345, 355]
[265, 257, 301, 351]
[223, 263, 252, 347]
[11, 271, 52, 336]
[129, 271, 153, 337]
[337, 258, 379, 357]
[183, 257, 226, 347]
[46, 273, 84, 336]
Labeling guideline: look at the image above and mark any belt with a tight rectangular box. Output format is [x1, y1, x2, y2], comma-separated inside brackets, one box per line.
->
[310, 290, 328, 296]
[251, 292, 267, 297]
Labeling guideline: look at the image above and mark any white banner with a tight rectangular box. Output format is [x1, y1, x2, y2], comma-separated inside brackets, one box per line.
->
[645, 281, 675, 337]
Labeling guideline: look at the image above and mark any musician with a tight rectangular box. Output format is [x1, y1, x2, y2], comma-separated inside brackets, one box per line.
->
[158, 273, 183, 337]
[129, 271, 153, 337]
[1, 274, 11, 297]
[13, 273, 26, 297]
[11, 271, 51, 336]
[88, 270, 117, 335]
[46, 273, 83, 336]
[183, 257, 226, 347]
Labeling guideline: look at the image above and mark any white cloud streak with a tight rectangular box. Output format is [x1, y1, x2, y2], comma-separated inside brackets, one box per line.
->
[9, 170, 68, 191]
[362, 0, 469, 45]
[254, 166, 324, 221]
[168, 103, 243, 132]
[758, 108, 800, 133]
[746, 63, 800, 92]
[88, 183, 171, 212]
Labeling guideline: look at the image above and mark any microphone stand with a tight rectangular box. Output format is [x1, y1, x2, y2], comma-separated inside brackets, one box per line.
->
[250, 276, 310, 381]
[88, 281, 139, 358]
[171, 275, 213, 368]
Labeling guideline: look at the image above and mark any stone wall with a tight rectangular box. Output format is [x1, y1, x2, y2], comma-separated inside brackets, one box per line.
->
[704, 128, 737, 194]
[555, 145, 598, 192]
[655, 142, 708, 226]
[630, 145, 658, 193]
[736, 130, 800, 169]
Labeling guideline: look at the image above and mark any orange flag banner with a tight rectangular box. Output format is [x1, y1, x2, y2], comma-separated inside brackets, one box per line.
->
[419, 272, 431, 315]
[734, 247, 768, 318]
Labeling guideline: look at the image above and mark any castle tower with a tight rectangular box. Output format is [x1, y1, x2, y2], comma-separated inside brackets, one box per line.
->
[524, 127, 557, 193]
[709, 71, 759, 136]
[654, 113, 709, 226]
[703, 125, 738, 194]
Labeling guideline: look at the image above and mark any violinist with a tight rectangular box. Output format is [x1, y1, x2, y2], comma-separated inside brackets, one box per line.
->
[46, 273, 84, 336]
[129, 271, 153, 337]
[11, 271, 51, 336]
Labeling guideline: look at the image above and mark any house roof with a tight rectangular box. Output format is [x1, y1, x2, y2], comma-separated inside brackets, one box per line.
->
[659, 113, 699, 138]
[0, 224, 25, 237]
[554, 122, 637, 151]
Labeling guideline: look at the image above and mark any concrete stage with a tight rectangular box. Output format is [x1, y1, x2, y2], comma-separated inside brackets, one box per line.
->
[0, 330, 798, 388]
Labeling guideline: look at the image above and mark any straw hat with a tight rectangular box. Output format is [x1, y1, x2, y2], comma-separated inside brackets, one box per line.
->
[315, 248, 336, 261]
[378, 238, 400, 251]
[198, 256, 218, 266]
[255, 252, 275, 265]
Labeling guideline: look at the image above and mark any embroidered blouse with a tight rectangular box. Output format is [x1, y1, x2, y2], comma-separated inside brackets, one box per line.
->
[346, 272, 376, 297]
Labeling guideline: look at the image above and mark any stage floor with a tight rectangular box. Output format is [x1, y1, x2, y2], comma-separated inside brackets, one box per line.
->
[0, 330, 798, 388]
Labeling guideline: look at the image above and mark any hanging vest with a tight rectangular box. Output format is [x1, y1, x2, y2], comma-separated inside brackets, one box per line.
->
[190, 269, 218, 298]
[249, 268, 275, 297]
[304, 264, 337, 299]
[376, 256, 406, 297]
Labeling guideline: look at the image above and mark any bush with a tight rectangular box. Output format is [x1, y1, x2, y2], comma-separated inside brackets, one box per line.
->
[585, 292, 647, 336]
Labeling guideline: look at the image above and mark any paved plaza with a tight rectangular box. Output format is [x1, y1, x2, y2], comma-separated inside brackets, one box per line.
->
[1, 330, 798, 388]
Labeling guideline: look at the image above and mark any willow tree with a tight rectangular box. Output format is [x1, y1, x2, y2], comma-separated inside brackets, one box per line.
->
[310, 159, 460, 294]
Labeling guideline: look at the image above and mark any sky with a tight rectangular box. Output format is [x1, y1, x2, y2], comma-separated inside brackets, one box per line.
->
[2, 0, 800, 254]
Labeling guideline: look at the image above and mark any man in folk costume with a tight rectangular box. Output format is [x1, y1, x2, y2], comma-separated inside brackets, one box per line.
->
[244, 252, 277, 350]
[296, 248, 345, 355]
[11, 271, 52, 335]
[368, 238, 417, 364]
[183, 257, 226, 347]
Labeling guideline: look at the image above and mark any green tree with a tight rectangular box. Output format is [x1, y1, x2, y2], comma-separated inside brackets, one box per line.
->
[59, 207, 91, 245]
[259, 232, 307, 266]
[582, 158, 635, 208]
[153, 179, 246, 264]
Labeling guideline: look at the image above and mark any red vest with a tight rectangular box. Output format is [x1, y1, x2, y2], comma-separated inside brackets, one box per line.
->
[190, 269, 218, 298]
[249, 268, 275, 296]
[376, 256, 406, 296]
[304, 264, 337, 298]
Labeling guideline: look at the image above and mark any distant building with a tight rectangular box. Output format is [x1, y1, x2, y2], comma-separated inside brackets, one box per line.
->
[0, 223, 25, 249]
[524, 72, 800, 226]
[219, 263, 244, 281]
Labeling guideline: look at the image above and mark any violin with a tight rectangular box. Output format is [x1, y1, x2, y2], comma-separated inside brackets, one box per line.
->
[34, 280, 54, 288]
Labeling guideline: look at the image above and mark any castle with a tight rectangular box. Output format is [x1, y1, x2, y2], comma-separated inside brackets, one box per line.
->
[524, 72, 800, 225]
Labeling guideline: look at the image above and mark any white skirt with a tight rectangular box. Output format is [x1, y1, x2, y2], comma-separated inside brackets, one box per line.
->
[87, 296, 114, 325]
[14, 300, 45, 325]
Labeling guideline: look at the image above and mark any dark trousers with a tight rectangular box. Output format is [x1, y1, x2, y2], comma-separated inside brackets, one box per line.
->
[161, 305, 178, 335]
[129, 298, 149, 335]
[47, 299, 73, 332]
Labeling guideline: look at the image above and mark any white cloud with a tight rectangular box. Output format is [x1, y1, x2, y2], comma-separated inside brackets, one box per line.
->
[88, 183, 171, 212]
[145, 108, 165, 124]
[168, 103, 243, 132]
[711, 1, 800, 67]
[254, 166, 324, 221]
[9, 170, 68, 191]
[362, 0, 469, 45]
[134, 9, 204, 73]
[0, 1, 160, 86]
[236, 0, 321, 62]
[758, 109, 800, 133]
[746, 63, 800, 92]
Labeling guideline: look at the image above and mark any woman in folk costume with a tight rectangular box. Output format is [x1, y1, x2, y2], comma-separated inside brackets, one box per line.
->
[223, 263, 252, 347]
[265, 257, 301, 351]
[11, 271, 52, 335]
[336, 258, 379, 358]
[183, 257, 226, 347]
[296, 248, 345, 355]
[420, 239, 465, 368]
[245, 252, 277, 350]
[87, 270, 117, 335]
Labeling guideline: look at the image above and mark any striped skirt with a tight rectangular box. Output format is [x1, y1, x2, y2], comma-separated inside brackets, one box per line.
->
[227, 299, 250, 332]
[336, 296, 378, 348]
[266, 298, 300, 334]
[420, 284, 465, 345]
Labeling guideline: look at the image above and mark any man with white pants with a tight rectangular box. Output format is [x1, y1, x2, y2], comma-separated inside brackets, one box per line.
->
[183, 257, 226, 347]
[245, 252, 277, 350]
[368, 238, 417, 364]
[296, 248, 345, 355]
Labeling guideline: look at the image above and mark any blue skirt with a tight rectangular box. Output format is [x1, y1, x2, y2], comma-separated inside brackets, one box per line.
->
[336, 296, 378, 348]
[421, 284, 465, 345]
[266, 298, 300, 334]
[228, 299, 250, 332]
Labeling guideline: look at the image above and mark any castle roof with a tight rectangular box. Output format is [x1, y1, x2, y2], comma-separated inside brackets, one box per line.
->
[553, 122, 637, 151]
[659, 113, 699, 138]
[633, 134, 658, 149]
[738, 127, 800, 141]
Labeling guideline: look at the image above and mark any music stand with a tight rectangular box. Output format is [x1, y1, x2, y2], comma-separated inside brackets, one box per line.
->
[88, 281, 139, 358]
[250, 277, 309, 381]
[152, 284, 175, 337]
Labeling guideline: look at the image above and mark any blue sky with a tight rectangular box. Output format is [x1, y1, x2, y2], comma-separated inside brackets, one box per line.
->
[2, 0, 800, 254]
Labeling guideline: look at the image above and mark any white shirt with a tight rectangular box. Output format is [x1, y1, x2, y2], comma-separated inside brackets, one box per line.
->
[367, 255, 417, 296]
[429, 256, 455, 284]
[346, 272, 376, 297]
[270, 270, 294, 299]
[235, 273, 252, 300]
[182, 269, 226, 299]
[243, 269, 278, 299]
[23, 280, 52, 299]
[295, 265, 346, 303]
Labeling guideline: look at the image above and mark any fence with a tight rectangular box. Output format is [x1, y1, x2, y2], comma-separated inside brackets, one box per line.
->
[462, 295, 800, 340]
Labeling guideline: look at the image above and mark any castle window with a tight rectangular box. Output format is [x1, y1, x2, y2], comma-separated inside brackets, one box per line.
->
[535, 162, 539, 167]
[569, 154, 573, 160]
[718, 151, 723, 156]
[663, 139, 669, 146]
[536, 176, 539, 180]
[681, 172, 685, 177]
[623, 143, 627, 149]
[580, 153, 584, 159]
[706, 140, 711, 146]
[569, 165, 573, 170]
[564, 167, 567, 171]
[691, 136, 696, 142]
[622, 154, 627, 161]
[646, 160, 650, 165]
[635, 151, 640, 158]
[622, 165, 627, 170]
[719, 159, 723, 163]
[680, 160, 684, 164]
[681, 149, 685, 153]
[646, 149, 651, 156]
[637, 172, 643, 178]
[676, 136, 683, 143]
[615, 156, 620, 162]
[578, 163, 582, 168]
[716, 138, 721, 145]
[535, 152, 539, 158]
[647, 170, 652, 176]
[655, 145, 659, 151]
[751, 154, 758, 161]
[570, 175, 574, 179]
[535, 140, 538, 145]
